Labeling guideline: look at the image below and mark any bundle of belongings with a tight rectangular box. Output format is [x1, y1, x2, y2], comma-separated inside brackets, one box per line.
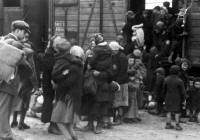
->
[0, 38, 24, 83]
[131, 24, 145, 49]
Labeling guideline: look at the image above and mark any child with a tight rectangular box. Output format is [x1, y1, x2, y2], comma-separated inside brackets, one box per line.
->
[188, 77, 200, 122]
[124, 49, 146, 123]
[163, 65, 186, 130]
[152, 67, 165, 115]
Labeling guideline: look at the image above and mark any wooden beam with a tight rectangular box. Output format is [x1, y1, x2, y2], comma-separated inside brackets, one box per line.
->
[100, 0, 103, 33]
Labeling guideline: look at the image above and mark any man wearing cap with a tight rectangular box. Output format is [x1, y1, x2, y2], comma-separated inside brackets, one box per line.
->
[0, 20, 30, 140]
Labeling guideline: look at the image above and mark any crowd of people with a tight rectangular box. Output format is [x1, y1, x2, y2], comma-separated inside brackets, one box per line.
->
[0, 1, 200, 140]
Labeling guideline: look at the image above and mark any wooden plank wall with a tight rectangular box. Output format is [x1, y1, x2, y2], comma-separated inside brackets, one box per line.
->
[188, 1, 200, 65]
[54, 0, 127, 48]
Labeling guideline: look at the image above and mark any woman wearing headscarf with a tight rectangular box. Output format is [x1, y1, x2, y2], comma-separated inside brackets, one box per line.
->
[51, 39, 84, 140]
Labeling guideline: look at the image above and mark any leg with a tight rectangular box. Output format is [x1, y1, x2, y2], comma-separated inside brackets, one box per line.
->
[175, 113, 182, 130]
[11, 111, 18, 128]
[165, 112, 174, 129]
[18, 96, 31, 130]
[0, 93, 14, 139]
[57, 123, 70, 139]
[66, 124, 78, 140]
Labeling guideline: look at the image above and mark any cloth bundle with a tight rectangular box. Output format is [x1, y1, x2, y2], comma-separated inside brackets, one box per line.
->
[0, 40, 24, 82]
[132, 25, 145, 48]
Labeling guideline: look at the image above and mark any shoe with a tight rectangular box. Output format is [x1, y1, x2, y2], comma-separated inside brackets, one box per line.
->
[136, 117, 142, 122]
[11, 121, 18, 128]
[48, 124, 62, 135]
[175, 124, 183, 131]
[18, 123, 30, 130]
[93, 126, 104, 134]
[80, 124, 93, 132]
[72, 136, 78, 140]
[102, 123, 113, 129]
[165, 123, 174, 129]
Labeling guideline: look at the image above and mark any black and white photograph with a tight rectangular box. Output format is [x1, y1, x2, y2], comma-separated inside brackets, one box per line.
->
[0, 0, 200, 140]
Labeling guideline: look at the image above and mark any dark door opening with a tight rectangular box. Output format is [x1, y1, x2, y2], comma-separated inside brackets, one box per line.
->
[128, 0, 145, 13]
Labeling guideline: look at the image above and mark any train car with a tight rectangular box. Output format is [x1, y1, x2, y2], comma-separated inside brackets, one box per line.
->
[0, 0, 48, 52]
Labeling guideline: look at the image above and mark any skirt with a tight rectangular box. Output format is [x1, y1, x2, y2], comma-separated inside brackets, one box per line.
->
[51, 99, 77, 124]
[124, 84, 139, 119]
[113, 83, 129, 108]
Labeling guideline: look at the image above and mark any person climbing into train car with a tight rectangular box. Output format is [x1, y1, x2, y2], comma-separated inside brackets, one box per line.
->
[109, 41, 129, 125]
[163, 65, 186, 131]
[0, 20, 29, 140]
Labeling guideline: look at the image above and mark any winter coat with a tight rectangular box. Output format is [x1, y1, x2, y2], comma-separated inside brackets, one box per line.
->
[188, 88, 200, 110]
[112, 51, 129, 84]
[153, 74, 165, 101]
[89, 43, 114, 102]
[52, 53, 83, 113]
[0, 33, 24, 96]
[163, 75, 186, 112]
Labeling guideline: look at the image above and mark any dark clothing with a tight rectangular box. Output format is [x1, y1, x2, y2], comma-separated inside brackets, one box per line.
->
[89, 44, 114, 102]
[163, 75, 186, 112]
[41, 47, 55, 123]
[179, 70, 189, 89]
[122, 17, 142, 55]
[188, 88, 200, 110]
[153, 75, 165, 101]
[112, 51, 129, 84]
[52, 53, 83, 114]
[143, 18, 153, 52]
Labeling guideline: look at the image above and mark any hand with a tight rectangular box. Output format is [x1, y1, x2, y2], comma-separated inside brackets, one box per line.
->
[93, 70, 100, 76]
[166, 40, 170, 45]
[168, 56, 173, 63]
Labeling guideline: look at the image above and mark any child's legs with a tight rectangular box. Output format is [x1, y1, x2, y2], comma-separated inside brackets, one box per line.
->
[57, 123, 77, 139]
[166, 112, 172, 124]
[175, 113, 180, 124]
[12, 111, 18, 123]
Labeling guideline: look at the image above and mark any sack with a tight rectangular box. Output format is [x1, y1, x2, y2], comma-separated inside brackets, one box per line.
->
[0, 40, 24, 82]
[83, 70, 97, 95]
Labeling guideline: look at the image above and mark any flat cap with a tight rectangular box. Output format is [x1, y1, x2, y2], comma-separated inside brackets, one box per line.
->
[11, 20, 30, 34]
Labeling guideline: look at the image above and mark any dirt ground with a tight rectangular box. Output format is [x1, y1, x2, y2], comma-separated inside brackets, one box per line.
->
[12, 111, 200, 140]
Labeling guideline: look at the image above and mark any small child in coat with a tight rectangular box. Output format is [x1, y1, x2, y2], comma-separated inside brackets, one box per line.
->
[188, 77, 200, 122]
[163, 65, 186, 131]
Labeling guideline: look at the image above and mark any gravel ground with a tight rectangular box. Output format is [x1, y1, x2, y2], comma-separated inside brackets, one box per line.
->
[12, 111, 200, 140]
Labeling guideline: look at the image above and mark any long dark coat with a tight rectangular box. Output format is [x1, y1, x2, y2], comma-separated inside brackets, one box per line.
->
[52, 53, 83, 114]
[89, 43, 114, 102]
[40, 47, 55, 123]
[163, 75, 186, 112]
[112, 51, 129, 84]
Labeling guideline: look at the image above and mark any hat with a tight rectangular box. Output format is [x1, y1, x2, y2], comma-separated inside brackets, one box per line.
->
[169, 65, 180, 75]
[109, 41, 124, 51]
[94, 33, 104, 45]
[126, 10, 136, 18]
[155, 67, 165, 75]
[11, 20, 30, 34]
[133, 49, 142, 58]
[53, 36, 71, 52]
[181, 58, 191, 68]
[70, 45, 85, 59]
